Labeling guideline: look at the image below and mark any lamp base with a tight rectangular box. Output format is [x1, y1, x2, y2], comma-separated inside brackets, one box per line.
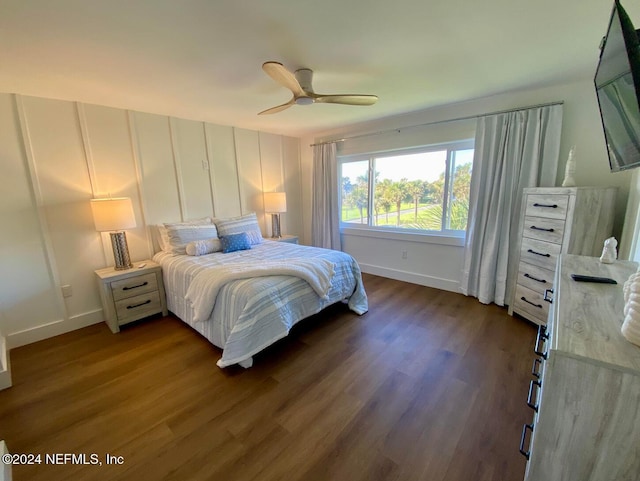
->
[110, 231, 133, 270]
[271, 214, 282, 238]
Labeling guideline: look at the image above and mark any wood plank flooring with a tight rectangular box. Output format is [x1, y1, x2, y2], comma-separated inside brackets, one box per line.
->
[0, 274, 537, 481]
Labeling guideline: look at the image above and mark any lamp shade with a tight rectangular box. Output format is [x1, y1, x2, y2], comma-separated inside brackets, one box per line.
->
[90, 198, 137, 232]
[264, 192, 287, 213]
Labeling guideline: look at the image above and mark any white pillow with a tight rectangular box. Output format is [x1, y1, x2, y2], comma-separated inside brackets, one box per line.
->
[186, 238, 222, 256]
[165, 224, 219, 255]
[158, 217, 213, 252]
[215, 212, 263, 245]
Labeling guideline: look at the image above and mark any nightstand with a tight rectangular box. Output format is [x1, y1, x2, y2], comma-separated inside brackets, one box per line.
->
[95, 260, 168, 333]
[272, 235, 299, 244]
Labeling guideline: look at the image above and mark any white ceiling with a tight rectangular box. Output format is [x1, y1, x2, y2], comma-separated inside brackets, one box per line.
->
[0, 0, 636, 137]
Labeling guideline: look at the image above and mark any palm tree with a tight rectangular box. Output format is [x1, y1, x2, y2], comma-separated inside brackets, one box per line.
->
[388, 179, 409, 226]
[408, 180, 426, 222]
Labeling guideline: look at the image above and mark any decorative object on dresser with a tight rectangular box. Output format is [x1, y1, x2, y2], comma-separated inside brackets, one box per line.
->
[520, 254, 640, 481]
[90, 197, 137, 270]
[263, 192, 287, 238]
[560, 146, 576, 187]
[599, 236, 618, 264]
[508, 186, 617, 325]
[622, 266, 640, 347]
[95, 260, 168, 333]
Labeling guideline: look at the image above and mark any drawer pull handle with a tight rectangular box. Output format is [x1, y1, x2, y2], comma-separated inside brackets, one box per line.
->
[537, 324, 549, 340]
[532, 357, 543, 378]
[533, 202, 558, 208]
[519, 423, 534, 460]
[530, 225, 554, 232]
[127, 299, 151, 309]
[527, 379, 542, 412]
[544, 288, 554, 304]
[123, 281, 149, 291]
[535, 325, 549, 359]
[524, 273, 547, 284]
[521, 296, 542, 309]
[527, 249, 551, 258]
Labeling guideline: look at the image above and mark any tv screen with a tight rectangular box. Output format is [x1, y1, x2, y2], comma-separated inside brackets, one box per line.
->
[595, 0, 640, 172]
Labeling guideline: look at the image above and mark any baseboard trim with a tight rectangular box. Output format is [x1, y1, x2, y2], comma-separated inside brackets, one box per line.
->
[7, 309, 104, 349]
[359, 263, 460, 293]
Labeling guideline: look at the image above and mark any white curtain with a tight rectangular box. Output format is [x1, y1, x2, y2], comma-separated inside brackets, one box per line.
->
[312, 142, 342, 250]
[460, 104, 563, 306]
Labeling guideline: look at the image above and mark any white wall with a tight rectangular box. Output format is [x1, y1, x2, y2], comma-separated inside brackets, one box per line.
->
[302, 78, 634, 291]
[0, 93, 302, 348]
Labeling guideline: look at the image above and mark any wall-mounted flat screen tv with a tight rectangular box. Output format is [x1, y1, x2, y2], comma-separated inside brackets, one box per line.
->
[595, 0, 640, 172]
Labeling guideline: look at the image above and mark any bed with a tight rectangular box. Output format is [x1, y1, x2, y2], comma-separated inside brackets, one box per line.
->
[153, 240, 368, 368]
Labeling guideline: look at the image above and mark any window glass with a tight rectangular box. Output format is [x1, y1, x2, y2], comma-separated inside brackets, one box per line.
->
[339, 141, 474, 236]
[340, 160, 369, 225]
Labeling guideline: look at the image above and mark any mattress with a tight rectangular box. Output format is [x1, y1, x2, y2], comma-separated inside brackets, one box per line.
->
[153, 240, 367, 367]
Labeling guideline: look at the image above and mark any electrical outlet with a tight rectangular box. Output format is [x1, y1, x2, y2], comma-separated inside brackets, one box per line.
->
[202, 160, 210, 170]
[401, 250, 408, 260]
[61, 285, 73, 298]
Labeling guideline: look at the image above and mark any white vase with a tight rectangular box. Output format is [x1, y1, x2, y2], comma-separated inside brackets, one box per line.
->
[562, 147, 576, 187]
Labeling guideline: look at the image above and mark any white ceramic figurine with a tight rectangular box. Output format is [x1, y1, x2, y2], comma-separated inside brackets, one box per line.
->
[599, 236, 617, 264]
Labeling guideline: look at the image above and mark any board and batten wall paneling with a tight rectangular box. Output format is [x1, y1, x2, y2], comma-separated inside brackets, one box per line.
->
[282, 136, 302, 239]
[169, 118, 215, 220]
[204, 123, 242, 219]
[259, 132, 284, 237]
[0, 94, 62, 339]
[18, 96, 104, 333]
[78, 103, 149, 264]
[130, 112, 182, 226]
[234, 128, 266, 232]
[0, 92, 303, 348]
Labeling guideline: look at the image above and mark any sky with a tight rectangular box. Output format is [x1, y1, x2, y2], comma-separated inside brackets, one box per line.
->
[341, 149, 474, 184]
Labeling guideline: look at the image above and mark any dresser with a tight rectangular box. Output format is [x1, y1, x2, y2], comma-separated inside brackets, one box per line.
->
[509, 187, 616, 325]
[95, 260, 168, 333]
[521, 254, 640, 481]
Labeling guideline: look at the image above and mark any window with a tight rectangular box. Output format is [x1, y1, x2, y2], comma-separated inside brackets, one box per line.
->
[339, 140, 474, 236]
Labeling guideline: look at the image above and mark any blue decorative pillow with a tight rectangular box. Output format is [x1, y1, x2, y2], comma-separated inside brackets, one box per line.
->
[221, 232, 251, 253]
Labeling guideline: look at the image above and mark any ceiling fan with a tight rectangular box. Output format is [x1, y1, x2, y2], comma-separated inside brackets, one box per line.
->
[258, 61, 378, 115]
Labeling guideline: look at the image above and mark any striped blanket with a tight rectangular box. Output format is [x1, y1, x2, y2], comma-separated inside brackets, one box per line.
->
[154, 241, 368, 368]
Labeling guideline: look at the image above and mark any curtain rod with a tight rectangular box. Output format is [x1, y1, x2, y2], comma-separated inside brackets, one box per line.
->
[309, 100, 564, 147]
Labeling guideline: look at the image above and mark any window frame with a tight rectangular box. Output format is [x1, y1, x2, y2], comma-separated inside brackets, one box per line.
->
[338, 139, 474, 241]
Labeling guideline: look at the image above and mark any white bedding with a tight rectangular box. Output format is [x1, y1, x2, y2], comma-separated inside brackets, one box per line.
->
[153, 241, 368, 368]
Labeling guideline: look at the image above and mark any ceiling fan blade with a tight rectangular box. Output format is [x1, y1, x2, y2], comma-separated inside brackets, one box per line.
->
[312, 94, 378, 106]
[262, 62, 305, 97]
[258, 98, 295, 115]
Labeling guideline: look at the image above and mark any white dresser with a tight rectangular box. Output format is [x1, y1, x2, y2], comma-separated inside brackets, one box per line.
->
[509, 187, 616, 325]
[521, 254, 640, 481]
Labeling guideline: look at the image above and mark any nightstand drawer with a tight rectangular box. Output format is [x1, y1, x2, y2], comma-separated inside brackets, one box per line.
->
[111, 273, 158, 301]
[115, 291, 162, 323]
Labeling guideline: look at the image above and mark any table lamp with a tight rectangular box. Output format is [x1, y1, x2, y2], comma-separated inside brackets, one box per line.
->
[264, 192, 287, 238]
[90, 197, 137, 270]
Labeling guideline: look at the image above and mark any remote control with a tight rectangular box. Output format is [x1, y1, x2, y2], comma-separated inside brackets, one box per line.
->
[570, 274, 617, 284]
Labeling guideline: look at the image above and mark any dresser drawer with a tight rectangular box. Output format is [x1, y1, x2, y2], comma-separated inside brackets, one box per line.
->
[111, 273, 158, 301]
[513, 284, 550, 325]
[525, 194, 569, 220]
[520, 238, 562, 271]
[522, 216, 566, 245]
[517, 262, 555, 294]
[115, 290, 162, 323]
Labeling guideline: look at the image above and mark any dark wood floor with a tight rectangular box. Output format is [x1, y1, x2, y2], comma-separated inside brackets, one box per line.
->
[0, 274, 537, 481]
